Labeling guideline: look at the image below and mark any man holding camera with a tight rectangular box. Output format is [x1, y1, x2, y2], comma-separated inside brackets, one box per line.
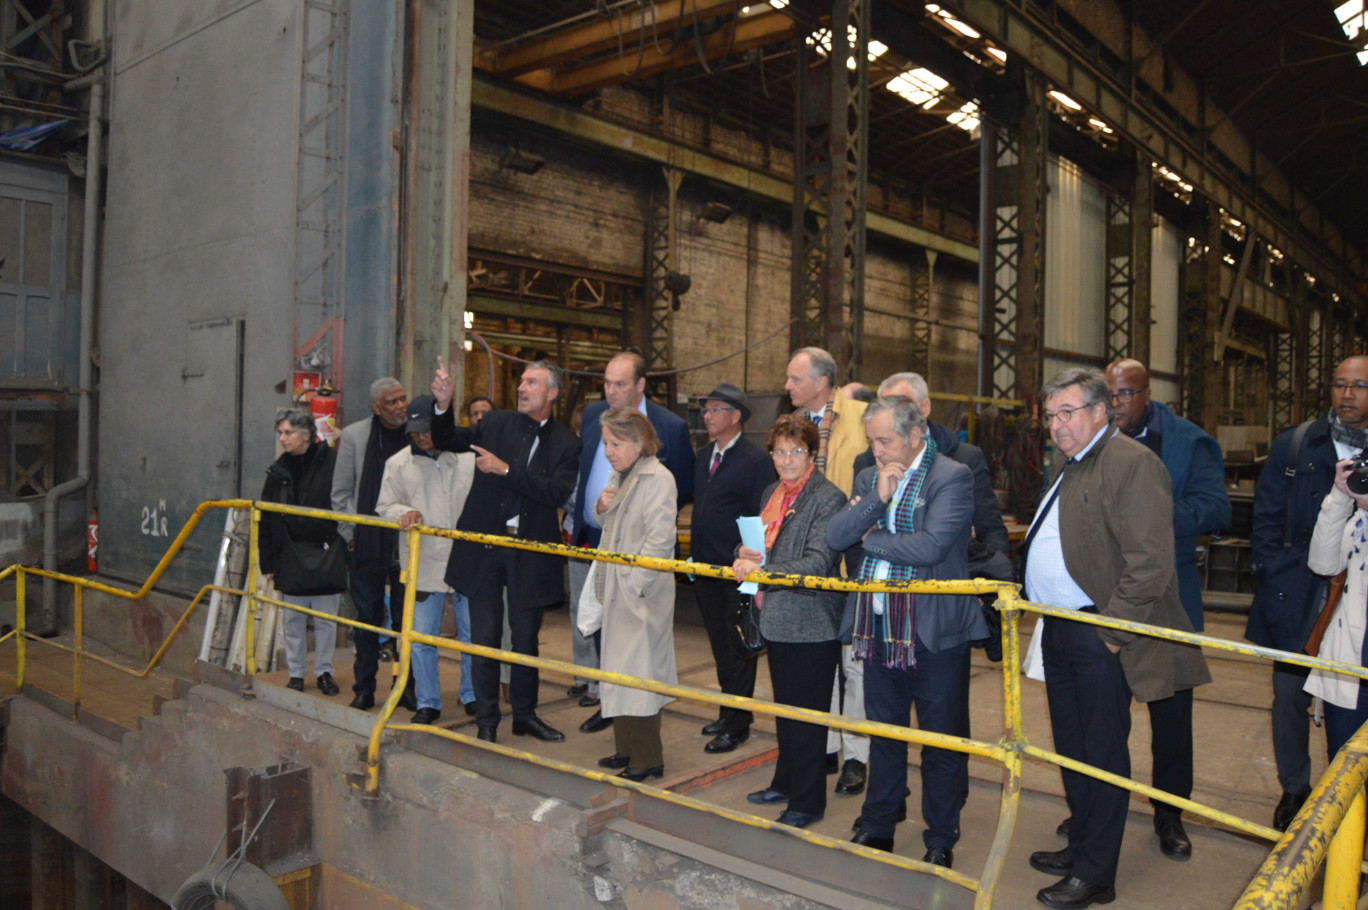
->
[1248, 355, 1368, 829]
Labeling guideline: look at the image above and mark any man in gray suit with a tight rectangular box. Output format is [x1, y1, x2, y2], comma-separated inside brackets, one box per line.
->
[827, 396, 986, 870]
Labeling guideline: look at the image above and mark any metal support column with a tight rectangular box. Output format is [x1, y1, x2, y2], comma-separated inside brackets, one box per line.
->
[640, 166, 682, 405]
[790, 0, 870, 381]
[979, 73, 1046, 402]
[1104, 187, 1133, 364]
[910, 249, 937, 374]
[1131, 153, 1154, 364]
[1179, 204, 1223, 430]
[294, 0, 350, 395]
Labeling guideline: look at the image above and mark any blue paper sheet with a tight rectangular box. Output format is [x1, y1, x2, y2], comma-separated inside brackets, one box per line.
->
[735, 515, 765, 595]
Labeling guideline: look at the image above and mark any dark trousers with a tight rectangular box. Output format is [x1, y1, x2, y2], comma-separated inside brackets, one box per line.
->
[1147, 687, 1194, 816]
[862, 624, 971, 849]
[613, 713, 663, 769]
[349, 565, 404, 697]
[1043, 616, 1132, 889]
[767, 639, 841, 816]
[469, 547, 545, 728]
[1272, 661, 1314, 794]
[693, 576, 757, 733]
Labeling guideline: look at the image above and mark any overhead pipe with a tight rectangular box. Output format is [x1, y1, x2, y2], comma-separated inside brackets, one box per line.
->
[41, 78, 102, 634]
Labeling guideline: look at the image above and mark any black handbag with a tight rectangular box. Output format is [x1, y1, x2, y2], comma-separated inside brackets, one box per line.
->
[273, 532, 348, 596]
[730, 596, 766, 660]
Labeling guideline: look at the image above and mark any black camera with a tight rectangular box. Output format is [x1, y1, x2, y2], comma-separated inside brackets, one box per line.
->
[1348, 450, 1368, 496]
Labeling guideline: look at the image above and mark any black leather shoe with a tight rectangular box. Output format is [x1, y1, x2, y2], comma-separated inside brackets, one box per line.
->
[397, 685, 418, 713]
[286, 677, 305, 692]
[776, 809, 823, 828]
[579, 694, 600, 708]
[701, 719, 726, 736]
[463, 701, 476, 716]
[598, 753, 630, 769]
[1036, 875, 1116, 909]
[1057, 817, 1072, 837]
[852, 798, 908, 832]
[1273, 789, 1310, 831]
[567, 683, 588, 697]
[1155, 814, 1192, 859]
[704, 730, 749, 753]
[617, 765, 664, 782]
[349, 691, 374, 710]
[316, 673, 340, 696]
[850, 830, 893, 852]
[826, 752, 840, 774]
[579, 710, 613, 734]
[923, 847, 953, 869]
[835, 759, 866, 795]
[512, 716, 566, 742]
[747, 788, 789, 805]
[411, 707, 441, 725]
[476, 725, 497, 743]
[1029, 849, 1074, 875]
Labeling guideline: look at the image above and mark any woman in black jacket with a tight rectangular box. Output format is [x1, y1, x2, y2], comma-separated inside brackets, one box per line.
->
[259, 408, 344, 695]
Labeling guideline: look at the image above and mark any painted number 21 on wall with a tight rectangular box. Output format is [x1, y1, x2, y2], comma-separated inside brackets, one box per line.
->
[141, 499, 168, 537]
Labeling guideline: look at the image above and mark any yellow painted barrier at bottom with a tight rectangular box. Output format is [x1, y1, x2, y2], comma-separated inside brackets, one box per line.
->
[5, 498, 1368, 909]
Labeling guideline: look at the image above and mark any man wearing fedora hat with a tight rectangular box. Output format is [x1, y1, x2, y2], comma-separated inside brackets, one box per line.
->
[691, 382, 777, 752]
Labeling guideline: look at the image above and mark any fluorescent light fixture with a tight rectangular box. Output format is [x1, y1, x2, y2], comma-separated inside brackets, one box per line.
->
[464, 310, 475, 329]
[985, 46, 1008, 64]
[1048, 90, 1083, 111]
[1087, 117, 1113, 134]
[925, 4, 980, 39]
[768, 0, 788, 7]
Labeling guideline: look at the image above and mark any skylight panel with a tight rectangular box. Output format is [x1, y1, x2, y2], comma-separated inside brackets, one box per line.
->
[1335, 0, 1368, 65]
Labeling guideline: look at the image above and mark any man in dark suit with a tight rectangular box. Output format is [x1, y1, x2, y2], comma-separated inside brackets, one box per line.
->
[690, 383, 775, 753]
[826, 396, 986, 871]
[1104, 359, 1230, 857]
[1248, 355, 1368, 828]
[568, 351, 694, 733]
[1023, 369, 1209, 909]
[430, 357, 582, 744]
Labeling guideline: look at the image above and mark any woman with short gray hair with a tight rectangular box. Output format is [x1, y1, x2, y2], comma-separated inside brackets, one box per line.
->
[258, 407, 345, 696]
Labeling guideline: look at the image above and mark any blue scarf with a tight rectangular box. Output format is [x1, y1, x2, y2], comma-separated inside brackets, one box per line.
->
[851, 435, 938, 670]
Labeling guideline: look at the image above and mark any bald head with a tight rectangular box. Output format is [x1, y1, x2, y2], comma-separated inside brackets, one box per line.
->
[1104, 359, 1151, 436]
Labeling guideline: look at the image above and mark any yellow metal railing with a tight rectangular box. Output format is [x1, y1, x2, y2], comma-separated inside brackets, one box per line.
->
[3, 498, 1368, 908]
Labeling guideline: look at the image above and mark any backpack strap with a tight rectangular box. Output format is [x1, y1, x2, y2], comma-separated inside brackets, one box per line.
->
[1282, 420, 1315, 548]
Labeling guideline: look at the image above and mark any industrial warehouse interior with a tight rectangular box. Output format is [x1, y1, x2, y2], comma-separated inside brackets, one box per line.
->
[1, 0, 1367, 907]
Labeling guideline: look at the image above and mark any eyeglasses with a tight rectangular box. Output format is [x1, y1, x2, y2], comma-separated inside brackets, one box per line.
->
[1332, 381, 1368, 394]
[1042, 403, 1096, 424]
[1109, 388, 1147, 402]
[701, 406, 737, 416]
[772, 447, 809, 459]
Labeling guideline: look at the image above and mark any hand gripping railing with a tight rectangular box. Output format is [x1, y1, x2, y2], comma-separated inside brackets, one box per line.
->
[6, 498, 1368, 909]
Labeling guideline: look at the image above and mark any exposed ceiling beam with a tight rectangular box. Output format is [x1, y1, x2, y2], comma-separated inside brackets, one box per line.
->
[479, 0, 748, 78]
[513, 9, 794, 95]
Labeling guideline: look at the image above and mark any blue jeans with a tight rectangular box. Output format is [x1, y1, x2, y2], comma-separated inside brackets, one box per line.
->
[412, 591, 474, 711]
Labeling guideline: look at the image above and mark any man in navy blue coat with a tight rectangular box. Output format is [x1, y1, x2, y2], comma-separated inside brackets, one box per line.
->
[1106, 360, 1230, 858]
[1248, 355, 1368, 829]
[567, 352, 693, 733]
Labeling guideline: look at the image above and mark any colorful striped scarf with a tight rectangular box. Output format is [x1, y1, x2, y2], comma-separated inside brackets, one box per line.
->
[851, 435, 938, 670]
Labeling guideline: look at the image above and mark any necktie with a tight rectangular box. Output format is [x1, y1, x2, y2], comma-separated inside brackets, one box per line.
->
[812, 413, 822, 428]
[710, 451, 721, 478]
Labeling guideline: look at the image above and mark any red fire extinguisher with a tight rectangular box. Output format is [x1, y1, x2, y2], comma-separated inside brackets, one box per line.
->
[87, 510, 98, 573]
[309, 382, 340, 445]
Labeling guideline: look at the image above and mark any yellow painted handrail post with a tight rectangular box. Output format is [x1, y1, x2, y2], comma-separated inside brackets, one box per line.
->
[1324, 787, 1366, 909]
[244, 507, 262, 684]
[1000, 587, 1025, 745]
[72, 585, 83, 720]
[365, 526, 423, 794]
[15, 568, 25, 688]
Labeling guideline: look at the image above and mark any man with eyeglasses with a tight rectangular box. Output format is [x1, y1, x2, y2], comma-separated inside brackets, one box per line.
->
[568, 351, 693, 734]
[1248, 355, 1368, 830]
[1098, 359, 1230, 859]
[1023, 369, 1209, 909]
[690, 382, 776, 752]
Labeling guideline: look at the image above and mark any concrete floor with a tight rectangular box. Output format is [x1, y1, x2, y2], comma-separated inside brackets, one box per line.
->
[243, 586, 1322, 909]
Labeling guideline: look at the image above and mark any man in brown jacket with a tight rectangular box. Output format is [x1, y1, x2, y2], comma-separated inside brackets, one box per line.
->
[1023, 368, 1211, 910]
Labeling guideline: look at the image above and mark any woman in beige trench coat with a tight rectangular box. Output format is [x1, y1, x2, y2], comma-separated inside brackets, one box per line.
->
[590, 409, 679, 781]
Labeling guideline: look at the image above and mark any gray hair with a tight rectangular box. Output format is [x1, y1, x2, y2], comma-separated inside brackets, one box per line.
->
[370, 376, 403, 403]
[794, 346, 837, 389]
[524, 360, 564, 393]
[863, 395, 927, 441]
[274, 407, 313, 435]
[878, 371, 929, 403]
[1040, 368, 1115, 421]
